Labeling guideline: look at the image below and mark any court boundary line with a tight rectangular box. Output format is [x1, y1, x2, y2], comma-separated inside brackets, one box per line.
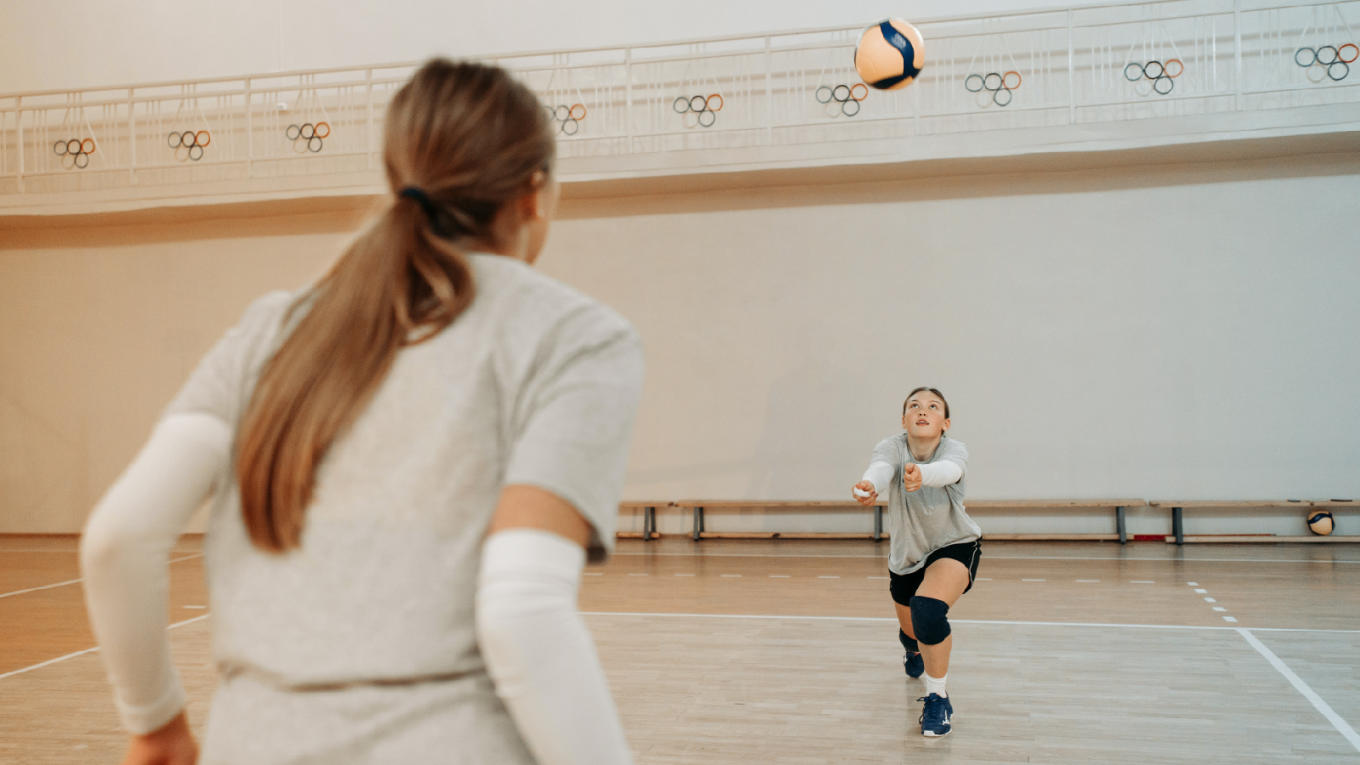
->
[611, 551, 1360, 565]
[1237, 627, 1360, 753]
[6, 544, 1355, 566]
[582, 611, 1360, 634]
[0, 545, 205, 554]
[0, 614, 209, 682]
[6, 541, 1355, 566]
[0, 553, 203, 600]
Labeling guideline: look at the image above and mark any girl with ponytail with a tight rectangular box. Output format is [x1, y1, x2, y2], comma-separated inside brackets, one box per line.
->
[81, 59, 643, 764]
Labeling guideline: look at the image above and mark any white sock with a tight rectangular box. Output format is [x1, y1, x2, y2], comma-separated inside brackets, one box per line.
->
[924, 672, 947, 698]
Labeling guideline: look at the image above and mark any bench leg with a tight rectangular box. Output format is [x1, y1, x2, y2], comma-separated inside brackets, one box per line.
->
[1173, 507, 1184, 546]
[692, 506, 703, 541]
[874, 506, 883, 541]
[1116, 506, 1127, 545]
[644, 506, 655, 541]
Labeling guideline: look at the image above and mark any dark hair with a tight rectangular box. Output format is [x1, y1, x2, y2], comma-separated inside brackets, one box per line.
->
[236, 59, 555, 552]
[903, 387, 950, 419]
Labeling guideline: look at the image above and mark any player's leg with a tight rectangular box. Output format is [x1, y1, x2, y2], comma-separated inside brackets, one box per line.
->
[889, 570, 925, 678]
[914, 558, 970, 678]
[910, 540, 981, 737]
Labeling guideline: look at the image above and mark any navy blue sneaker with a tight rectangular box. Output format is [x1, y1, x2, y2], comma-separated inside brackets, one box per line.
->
[917, 693, 953, 737]
[903, 650, 924, 679]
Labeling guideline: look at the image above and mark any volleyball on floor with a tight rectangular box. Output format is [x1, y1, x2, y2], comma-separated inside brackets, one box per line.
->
[854, 18, 925, 90]
[1307, 511, 1334, 535]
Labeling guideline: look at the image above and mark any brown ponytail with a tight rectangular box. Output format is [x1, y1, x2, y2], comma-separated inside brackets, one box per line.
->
[236, 59, 555, 552]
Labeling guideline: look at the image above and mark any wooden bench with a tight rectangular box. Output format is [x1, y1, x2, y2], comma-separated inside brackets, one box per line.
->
[616, 501, 670, 540]
[963, 499, 1146, 544]
[673, 498, 1145, 543]
[676, 500, 888, 541]
[1149, 499, 1360, 544]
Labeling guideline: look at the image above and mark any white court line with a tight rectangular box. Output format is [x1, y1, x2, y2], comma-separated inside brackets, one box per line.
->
[1190, 583, 1233, 622]
[720, 574, 742, 578]
[0, 577, 85, 600]
[0, 614, 209, 682]
[1021, 578, 1046, 582]
[0, 646, 101, 681]
[1238, 628, 1360, 753]
[0, 547, 199, 554]
[13, 546, 1355, 566]
[1187, 581, 1200, 586]
[955, 554, 1358, 565]
[581, 611, 1360, 634]
[1075, 579, 1101, 583]
[673, 573, 695, 577]
[613, 551, 1360, 565]
[0, 554, 204, 600]
[769, 574, 791, 578]
[817, 575, 840, 579]
[1130, 580, 1156, 584]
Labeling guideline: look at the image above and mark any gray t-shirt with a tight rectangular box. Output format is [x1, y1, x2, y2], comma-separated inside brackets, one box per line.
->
[868, 434, 979, 575]
[163, 253, 644, 763]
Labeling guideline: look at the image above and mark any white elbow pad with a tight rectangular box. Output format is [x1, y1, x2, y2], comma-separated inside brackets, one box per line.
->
[860, 462, 894, 495]
[917, 461, 963, 487]
[476, 529, 632, 765]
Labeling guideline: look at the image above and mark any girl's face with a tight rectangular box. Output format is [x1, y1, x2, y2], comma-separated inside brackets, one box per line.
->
[901, 392, 950, 440]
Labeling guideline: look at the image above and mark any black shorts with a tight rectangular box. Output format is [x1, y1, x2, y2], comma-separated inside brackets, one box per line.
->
[889, 539, 982, 607]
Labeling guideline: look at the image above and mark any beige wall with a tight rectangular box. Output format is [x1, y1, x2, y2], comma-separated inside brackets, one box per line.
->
[3, 151, 1359, 534]
[0, 202, 372, 532]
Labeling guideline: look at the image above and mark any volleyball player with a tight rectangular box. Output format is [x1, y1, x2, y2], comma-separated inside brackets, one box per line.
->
[81, 59, 642, 764]
[852, 387, 979, 737]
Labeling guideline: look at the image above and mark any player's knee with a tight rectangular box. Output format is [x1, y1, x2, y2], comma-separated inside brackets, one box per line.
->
[909, 596, 951, 645]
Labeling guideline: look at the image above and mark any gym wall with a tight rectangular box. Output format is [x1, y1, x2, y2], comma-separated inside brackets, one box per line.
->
[3, 149, 1358, 534]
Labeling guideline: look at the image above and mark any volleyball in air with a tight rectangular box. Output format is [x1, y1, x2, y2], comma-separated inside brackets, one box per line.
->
[854, 18, 925, 90]
[1307, 511, 1334, 536]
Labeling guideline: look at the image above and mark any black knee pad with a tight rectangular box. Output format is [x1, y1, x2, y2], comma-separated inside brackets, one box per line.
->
[910, 596, 951, 645]
[899, 629, 918, 653]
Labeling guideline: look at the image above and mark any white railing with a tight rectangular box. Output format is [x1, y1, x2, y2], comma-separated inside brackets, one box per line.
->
[1, 0, 1357, 206]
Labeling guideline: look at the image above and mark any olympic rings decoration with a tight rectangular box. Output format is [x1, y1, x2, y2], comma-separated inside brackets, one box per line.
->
[1294, 43, 1356, 82]
[963, 70, 1022, 107]
[166, 129, 212, 162]
[1123, 59, 1182, 96]
[52, 136, 96, 170]
[672, 93, 724, 128]
[543, 103, 588, 136]
[814, 82, 868, 117]
[285, 122, 329, 153]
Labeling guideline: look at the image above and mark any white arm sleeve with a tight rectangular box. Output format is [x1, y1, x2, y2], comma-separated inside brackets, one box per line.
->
[79, 412, 230, 734]
[860, 462, 895, 496]
[918, 460, 963, 487]
[476, 529, 633, 765]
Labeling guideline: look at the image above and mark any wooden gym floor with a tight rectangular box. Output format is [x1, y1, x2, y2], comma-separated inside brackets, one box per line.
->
[2, 535, 1358, 763]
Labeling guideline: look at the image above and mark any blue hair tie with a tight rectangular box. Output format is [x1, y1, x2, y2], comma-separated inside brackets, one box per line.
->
[399, 186, 440, 223]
